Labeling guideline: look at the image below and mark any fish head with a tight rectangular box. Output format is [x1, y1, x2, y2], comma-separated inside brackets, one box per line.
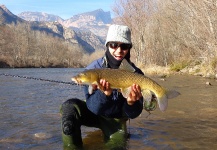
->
[71, 70, 98, 85]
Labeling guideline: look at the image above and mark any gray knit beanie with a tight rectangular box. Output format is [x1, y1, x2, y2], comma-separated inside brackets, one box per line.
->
[105, 24, 132, 46]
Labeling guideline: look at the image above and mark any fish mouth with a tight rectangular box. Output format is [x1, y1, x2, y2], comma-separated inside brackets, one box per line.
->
[71, 77, 82, 84]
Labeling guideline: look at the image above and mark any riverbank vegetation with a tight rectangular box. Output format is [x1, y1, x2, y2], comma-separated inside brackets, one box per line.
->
[0, 0, 216, 78]
[0, 23, 91, 68]
[113, 0, 217, 78]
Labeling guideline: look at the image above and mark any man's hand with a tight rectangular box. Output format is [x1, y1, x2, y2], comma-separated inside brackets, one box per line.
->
[127, 84, 142, 105]
[94, 79, 112, 96]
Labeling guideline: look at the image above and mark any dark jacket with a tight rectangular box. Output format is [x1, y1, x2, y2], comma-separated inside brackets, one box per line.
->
[84, 57, 144, 119]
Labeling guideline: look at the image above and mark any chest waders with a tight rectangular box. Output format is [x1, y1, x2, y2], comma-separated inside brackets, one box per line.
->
[60, 98, 128, 149]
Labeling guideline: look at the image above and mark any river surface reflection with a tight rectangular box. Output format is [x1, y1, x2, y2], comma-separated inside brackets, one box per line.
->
[0, 68, 217, 150]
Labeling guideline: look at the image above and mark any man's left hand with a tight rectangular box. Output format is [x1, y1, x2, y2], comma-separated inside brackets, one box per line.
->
[127, 84, 142, 105]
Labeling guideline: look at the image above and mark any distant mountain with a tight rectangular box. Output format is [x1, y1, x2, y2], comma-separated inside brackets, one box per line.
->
[0, 5, 26, 24]
[64, 9, 111, 25]
[18, 11, 64, 23]
[17, 9, 113, 38]
[0, 5, 105, 53]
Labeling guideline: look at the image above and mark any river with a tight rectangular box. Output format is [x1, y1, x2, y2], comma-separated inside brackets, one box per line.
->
[0, 68, 217, 150]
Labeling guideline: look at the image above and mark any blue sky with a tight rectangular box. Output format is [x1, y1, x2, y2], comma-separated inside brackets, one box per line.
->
[0, 0, 116, 19]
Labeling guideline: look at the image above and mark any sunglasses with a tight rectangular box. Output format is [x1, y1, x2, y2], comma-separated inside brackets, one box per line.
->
[108, 42, 132, 50]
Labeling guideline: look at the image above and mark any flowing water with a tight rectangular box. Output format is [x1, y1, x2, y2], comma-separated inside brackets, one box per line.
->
[0, 68, 217, 150]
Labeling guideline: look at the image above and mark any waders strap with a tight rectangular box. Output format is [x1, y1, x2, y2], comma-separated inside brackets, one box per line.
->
[128, 119, 131, 135]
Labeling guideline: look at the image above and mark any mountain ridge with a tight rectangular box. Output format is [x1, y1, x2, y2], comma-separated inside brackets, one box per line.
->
[17, 9, 112, 38]
[0, 5, 109, 53]
[0, 5, 26, 24]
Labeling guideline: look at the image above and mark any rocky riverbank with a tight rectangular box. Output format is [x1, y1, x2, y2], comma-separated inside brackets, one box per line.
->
[143, 64, 217, 79]
[179, 65, 217, 79]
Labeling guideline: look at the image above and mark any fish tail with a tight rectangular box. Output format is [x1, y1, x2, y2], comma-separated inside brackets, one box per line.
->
[157, 94, 168, 112]
[166, 90, 180, 99]
[157, 90, 180, 111]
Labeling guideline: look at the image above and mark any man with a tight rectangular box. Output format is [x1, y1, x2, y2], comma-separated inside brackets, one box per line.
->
[60, 24, 144, 149]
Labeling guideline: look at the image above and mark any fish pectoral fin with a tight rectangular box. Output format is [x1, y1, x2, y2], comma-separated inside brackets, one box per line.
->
[88, 85, 93, 94]
[121, 87, 131, 98]
[88, 81, 99, 94]
[166, 90, 180, 99]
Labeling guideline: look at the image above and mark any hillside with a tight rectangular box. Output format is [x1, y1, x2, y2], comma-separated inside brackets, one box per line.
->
[17, 9, 112, 38]
[0, 5, 26, 24]
[0, 5, 110, 68]
[1, 5, 109, 53]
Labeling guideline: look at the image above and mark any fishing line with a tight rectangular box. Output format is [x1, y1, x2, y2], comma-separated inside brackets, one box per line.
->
[0, 73, 83, 86]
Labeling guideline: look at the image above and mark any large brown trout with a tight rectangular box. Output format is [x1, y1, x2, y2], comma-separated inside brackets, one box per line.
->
[71, 68, 180, 112]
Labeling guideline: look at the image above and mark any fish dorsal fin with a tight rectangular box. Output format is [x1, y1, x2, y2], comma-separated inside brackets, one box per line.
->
[119, 59, 135, 72]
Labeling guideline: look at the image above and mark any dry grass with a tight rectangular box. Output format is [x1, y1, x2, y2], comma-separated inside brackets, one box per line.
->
[141, 64, 172, 77]
[81, 50, 105, 66]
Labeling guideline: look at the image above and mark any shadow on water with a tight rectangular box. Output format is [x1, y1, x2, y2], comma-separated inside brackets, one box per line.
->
[0, 68, 217, 149]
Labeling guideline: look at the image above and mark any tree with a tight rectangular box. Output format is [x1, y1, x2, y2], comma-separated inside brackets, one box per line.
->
[0, 24, 87, 68]
[112, 0, 217, 69]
